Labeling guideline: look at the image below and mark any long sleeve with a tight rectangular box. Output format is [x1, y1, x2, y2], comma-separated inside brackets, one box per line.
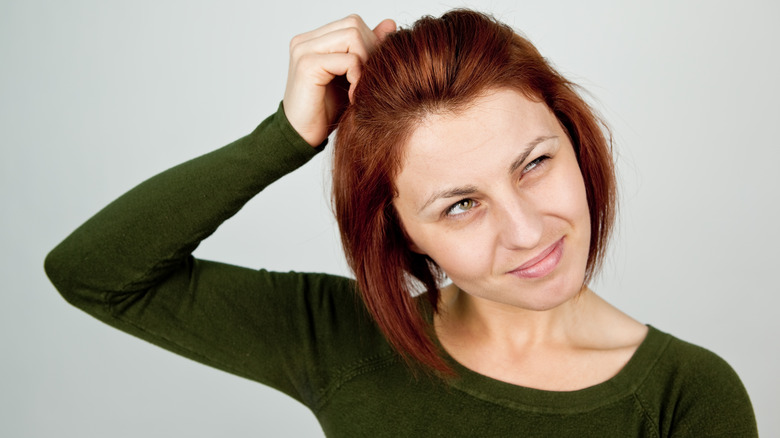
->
[43, 103, 371, 407]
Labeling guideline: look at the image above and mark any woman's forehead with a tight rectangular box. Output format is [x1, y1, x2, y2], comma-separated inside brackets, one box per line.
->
[393, 90, 565, 210]
[398, 90, 560, 172]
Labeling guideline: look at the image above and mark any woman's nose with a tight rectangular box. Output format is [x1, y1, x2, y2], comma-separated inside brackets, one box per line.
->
[495, 197, 543, 250]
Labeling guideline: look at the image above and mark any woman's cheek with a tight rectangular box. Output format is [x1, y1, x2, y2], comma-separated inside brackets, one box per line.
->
[431, 226, 495, 283]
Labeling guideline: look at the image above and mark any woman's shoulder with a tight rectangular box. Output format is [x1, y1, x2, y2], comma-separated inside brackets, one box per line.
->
[643, 326, 743, 384]
[633, 326, 757, 436]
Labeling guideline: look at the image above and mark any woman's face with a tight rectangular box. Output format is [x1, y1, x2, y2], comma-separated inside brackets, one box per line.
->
[393, 89, 591, 311]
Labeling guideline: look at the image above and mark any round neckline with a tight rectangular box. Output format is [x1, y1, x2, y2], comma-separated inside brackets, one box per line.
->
[438, 325, 672, 414]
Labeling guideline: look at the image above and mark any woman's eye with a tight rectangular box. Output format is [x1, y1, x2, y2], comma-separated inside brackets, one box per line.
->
[446, 199, 475, 216]
[523, 155, 550, 173]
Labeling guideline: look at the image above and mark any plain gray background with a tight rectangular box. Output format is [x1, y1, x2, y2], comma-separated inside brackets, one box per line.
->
[2, 0, 778, 436]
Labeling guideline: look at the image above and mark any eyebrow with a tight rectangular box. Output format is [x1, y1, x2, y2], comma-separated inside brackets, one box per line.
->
[417, 135, 558, 214]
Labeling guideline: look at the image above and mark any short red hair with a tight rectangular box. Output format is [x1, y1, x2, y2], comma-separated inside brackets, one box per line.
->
[333, 9, 616, 375]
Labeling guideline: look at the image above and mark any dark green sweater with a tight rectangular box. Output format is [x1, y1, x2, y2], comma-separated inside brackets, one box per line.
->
[45, 104, 757, 437]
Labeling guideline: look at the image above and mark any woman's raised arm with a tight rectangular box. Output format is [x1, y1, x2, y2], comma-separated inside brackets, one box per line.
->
[43, 15, 395, 406]
[43, 105, 329, 399]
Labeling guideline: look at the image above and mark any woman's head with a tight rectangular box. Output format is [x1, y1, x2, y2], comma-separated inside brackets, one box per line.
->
[333, 9, 615, 374]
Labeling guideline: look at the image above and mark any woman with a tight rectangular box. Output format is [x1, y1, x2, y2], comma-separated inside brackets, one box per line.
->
[45, 10, 757, 436]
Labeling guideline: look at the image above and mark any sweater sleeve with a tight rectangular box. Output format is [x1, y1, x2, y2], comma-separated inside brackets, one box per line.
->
[43, 103, 361, 408]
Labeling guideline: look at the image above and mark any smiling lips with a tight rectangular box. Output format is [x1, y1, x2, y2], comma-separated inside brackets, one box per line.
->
[508, 238, 564, 279]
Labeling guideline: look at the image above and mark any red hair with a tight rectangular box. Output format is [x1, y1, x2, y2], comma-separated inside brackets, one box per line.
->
[333, 10, 616, 375]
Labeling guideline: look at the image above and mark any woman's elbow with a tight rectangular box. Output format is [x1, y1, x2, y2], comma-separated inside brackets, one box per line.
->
[44, 243, 101, 311]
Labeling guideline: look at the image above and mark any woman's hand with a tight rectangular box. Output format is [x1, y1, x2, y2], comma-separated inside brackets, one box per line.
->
[283, 15, 396, 147]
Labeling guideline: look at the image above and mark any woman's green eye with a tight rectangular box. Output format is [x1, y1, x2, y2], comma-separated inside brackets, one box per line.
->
[448, 199, 475, 216]
[523, 155, 550, 173]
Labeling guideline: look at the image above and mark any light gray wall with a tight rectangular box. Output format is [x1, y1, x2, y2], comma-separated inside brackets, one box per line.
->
[2, 0, 777, 436]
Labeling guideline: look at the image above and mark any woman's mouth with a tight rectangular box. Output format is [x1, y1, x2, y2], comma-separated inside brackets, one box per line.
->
[508, 238, 564, 279]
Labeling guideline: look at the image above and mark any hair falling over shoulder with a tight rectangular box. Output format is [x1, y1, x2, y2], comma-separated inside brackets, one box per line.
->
[332, 9, 616, 376]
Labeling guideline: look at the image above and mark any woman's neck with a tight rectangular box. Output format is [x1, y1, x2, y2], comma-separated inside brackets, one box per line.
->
[434, 284, 648, 390]
[436, 283, 592, 348]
